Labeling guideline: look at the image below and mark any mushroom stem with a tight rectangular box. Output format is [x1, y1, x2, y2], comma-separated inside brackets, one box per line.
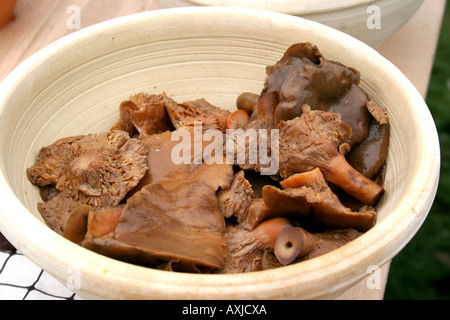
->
[325, 154, 384, 206]
[220, 110, 250, 130]
[222, 218, 292, 273]
[274, 226, 316, 265]
[253, 218, 293, 249]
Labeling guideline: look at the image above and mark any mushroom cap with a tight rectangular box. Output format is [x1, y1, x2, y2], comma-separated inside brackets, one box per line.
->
[131, 129, 234, 195]
[262, 182, 377, 232]
[263, 42, 371, 147]
[28, 130, 148, 234]
[165, 97, 230, 132]
[27, 130, 130, 187]
[114, 182, 227, 270]
[278, 105, 352, 179]
[263, 42, 322, 94]
[111, 93, 174, 137]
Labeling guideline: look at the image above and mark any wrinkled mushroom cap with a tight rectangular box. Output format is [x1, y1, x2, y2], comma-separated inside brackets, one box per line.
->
[28, 130, 148, 234]
[263, 42, 370, 147]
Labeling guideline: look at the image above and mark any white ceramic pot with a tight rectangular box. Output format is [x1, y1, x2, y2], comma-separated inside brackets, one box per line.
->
[154, 0, 424, 48]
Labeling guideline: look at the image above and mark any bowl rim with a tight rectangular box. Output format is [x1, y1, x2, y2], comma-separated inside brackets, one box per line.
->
[0, 6, 440, 299]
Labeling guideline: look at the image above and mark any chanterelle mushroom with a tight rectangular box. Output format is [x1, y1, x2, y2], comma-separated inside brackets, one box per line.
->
[27, 130, 148, 235]
[279, 105, 384, 205]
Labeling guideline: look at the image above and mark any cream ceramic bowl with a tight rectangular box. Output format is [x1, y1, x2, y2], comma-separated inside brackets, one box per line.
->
[154, 0, 424, 48]
[0, 7, 439, 300]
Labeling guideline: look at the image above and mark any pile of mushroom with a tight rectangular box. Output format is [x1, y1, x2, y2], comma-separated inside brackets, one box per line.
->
[27, 42, 389, 273]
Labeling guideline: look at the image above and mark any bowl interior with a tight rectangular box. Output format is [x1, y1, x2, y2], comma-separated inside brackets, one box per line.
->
[0, 7, 439, 299]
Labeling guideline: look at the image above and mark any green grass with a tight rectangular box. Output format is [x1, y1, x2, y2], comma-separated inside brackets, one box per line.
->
[383, 3, 450, 300]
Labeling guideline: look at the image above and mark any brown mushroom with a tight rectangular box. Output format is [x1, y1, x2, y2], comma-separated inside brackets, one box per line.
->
[274, 226, 316, 265]
[218, 170, 253, 222]
[263, 42, 322, 95]
[222, 110, 250, 130]
[274, 60, 370, 148]
[63, 204, 91, 243]
[242, 168, 377, 232]
[263, 42, 371, 148]
[240, 198, 272, 230]
[64, 205, 125, 244]
[81, 180, 228, 270]
[85, 206, 124, 239]
[126, 129, 234, 198]
[279, 105, 384, 205]
[27, 130, 148, 235]
[346, 100, 390, 179]
[165, 97, 231, 132]
[274, 226, 362, 265]
[82, 237, 162, 268]
[236, 92, 259, 117]
[28, 130, 130, 188]
[129, 181, 225, 233]
[113, 182, 227, 270]
[221, 218, 291, 273]
[80, 204, 163, 267]
[111, 92, 174, 138]
[229, 91, 279, 174]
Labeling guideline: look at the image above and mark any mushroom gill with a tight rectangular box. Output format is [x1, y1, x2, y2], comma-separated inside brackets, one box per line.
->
[27, 130, 148, 235]
[278, 105, 384, 205]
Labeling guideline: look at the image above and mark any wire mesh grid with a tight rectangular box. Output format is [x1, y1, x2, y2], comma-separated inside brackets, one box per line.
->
[0, 250, 82, 300]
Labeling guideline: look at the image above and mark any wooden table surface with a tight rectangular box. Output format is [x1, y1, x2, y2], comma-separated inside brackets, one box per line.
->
[0, 0, 446, 300]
